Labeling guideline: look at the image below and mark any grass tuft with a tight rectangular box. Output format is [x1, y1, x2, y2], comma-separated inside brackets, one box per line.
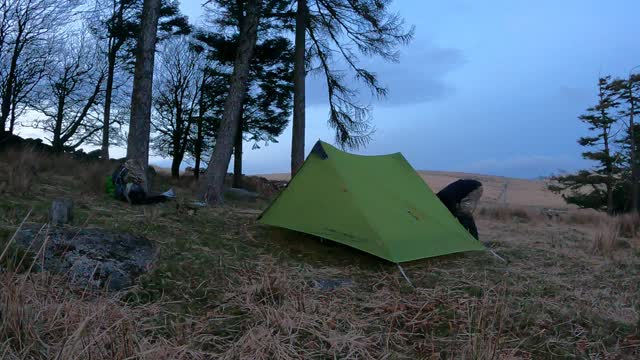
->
[591, 220, 620, 257]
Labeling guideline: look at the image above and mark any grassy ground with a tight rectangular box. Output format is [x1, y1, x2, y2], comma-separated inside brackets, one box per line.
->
[1, 150, 639, 359]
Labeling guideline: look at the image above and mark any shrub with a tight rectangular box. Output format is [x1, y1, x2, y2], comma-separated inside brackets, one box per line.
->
[591, 221, 620, 257]
[617, 213, 639, 238]
[477, 206, 542, 223]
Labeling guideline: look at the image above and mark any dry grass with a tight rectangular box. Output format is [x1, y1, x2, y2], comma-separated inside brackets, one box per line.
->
[170, 262, 517, 359]
[0, 272, 172, 360]
[1, 150, 640, 359]
[0, 222, 189, 360]
[0, 149, 114, 197]
[618, 212, 640, 238]
[0, 227, 517, 359]
[1, 150, 39, 194]
[477, 205, 544, 223]
[591, 220, 621, 257]
[562, 209, 608, 226]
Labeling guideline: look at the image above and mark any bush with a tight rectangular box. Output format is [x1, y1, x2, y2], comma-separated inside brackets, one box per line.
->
[617, 213, 640, 238]
[477, 206, 542, 223]
[0, 148, 114, 196]
[591, 221, 620, 257]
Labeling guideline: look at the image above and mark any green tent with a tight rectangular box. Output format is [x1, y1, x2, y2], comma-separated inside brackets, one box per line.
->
[258, 141, 485, 263]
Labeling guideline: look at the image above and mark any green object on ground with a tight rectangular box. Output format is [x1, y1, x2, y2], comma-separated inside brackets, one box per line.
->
[105, 175, 115, 195]
[258, 141, 485, 263]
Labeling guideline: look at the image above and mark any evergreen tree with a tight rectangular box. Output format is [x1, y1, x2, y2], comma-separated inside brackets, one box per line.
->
[199, 0, 295, 202]
[200, 0, 263, 204]
[610, 74, 640, 212]
[235, 36, 292, 187]
[551, 77, 623, 214]
[290, 0, 413, 174]
[291, 0, 306, 174]
[196, 29, 293, 187]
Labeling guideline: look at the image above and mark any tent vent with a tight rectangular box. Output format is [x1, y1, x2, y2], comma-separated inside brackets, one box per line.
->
[310, 141, 329, 160]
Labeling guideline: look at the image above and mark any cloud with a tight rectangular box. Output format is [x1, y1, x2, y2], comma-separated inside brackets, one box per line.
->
[305, 42, 466, 107]
[459, 154, 587, 179]
[557, 86, 592, 104]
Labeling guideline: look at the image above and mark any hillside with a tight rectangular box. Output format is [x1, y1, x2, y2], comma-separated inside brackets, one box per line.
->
[261, 170, 568, 209]
[1, 151, 639, 359]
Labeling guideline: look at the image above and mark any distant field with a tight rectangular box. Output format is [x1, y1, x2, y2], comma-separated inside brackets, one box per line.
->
[259, 170, 569, 209]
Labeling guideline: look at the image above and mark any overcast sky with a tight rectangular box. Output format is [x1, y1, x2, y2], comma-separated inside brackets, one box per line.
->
[19, 0, 640, 178]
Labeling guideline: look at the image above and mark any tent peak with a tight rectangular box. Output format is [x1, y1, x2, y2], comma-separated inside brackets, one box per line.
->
[311, 140, 403, 160]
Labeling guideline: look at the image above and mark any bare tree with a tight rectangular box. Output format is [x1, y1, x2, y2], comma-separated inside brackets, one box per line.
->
[200, 0, 262, 204]
[89, 0, 189, 160]
[30, 33, 106, 152]
[152, 37, 206, 178]
[0, 0, 79, 136]
[88, 0, 140, 160]
[126, 0, 161, 167]
[190, 64, 225, 180]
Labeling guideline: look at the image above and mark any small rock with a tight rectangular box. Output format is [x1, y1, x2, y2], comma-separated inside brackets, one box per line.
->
[146, 166, 157, 190]
[14, 225, 156, 291]
[616, 239, 631, 249]
[49, 198, 73, 226]
[225, 187, 260, 202]
[312, 278, 353, 291]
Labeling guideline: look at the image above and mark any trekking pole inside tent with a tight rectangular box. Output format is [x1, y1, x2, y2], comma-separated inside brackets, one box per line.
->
[397, 264, 414, 287]
[488, 249, 507, 263]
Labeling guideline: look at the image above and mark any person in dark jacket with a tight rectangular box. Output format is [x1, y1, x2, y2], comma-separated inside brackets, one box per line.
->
[436, 179, 483, 239]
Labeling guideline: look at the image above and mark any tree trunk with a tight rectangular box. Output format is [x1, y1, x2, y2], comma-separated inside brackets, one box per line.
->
[629, 84, 638, 213]
[52, 93, 66, 153]
[171, 102, 184, 179]
[604, 129, 614, 214]
[126, 0, 161, 168]
[194, 114, 204, 180]
[233, 111, 244, 188]
[171, 151, 183, 179]
[102, 49, 117, 160]
[194, 76, 207, 180]
[1, 31, 22, 136]
[200, 0, 261, 204]
[9, 95, 17, 134]
[291, 0, 307, 175]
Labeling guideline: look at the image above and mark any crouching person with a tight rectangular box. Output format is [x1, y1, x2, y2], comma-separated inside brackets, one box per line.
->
[436, 179, 483, 239]
[112, 159, 175, 205]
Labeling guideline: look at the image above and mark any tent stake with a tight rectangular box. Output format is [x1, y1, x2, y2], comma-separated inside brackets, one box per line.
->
[488, 249, 507, 263]
[397, 264, 414, 287]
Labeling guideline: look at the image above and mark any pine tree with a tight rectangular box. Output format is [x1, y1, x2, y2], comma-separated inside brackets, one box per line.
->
[199, 0, 263, 204]
[196, 31, 293, 187]
[235, 36, 293, 187]
[289, 0, 413, 174]
[551, 77, 622, 214]
[610, 74, 640, 212]
[291, 0, 306, 175]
